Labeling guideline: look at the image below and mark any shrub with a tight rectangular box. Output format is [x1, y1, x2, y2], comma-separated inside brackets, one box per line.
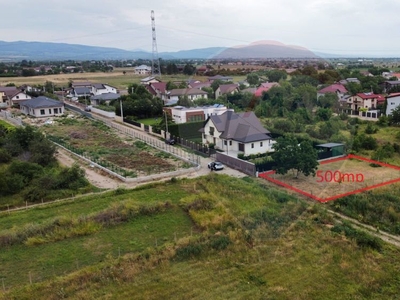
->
[175, 243, 203, 260]
[209, 235, 231, 250]
[365, 123, 378, 134]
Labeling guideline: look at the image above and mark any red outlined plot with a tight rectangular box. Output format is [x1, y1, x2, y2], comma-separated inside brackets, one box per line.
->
[259, 154, 400, 203]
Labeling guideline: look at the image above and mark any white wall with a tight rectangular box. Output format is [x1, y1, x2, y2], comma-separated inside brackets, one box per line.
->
[386, 95, 400, 115]
[21, 106, 64, 117]
[243, 139, 275, 155]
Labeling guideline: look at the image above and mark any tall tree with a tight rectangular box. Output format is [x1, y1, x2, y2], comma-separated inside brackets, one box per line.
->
[272, 135, 319, 178]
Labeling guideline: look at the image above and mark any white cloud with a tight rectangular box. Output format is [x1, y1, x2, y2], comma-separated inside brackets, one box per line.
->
[0, 0, 398, 56]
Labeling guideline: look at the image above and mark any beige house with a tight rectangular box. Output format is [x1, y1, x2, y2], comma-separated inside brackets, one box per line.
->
[215, 83, 240, 98]
[20, 96, 64, 117]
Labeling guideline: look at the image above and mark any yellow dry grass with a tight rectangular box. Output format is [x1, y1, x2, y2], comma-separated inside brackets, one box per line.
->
[268, 158, 400, 200]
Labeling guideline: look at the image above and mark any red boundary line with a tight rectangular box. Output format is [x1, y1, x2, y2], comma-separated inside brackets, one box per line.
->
[259, 155, 400, 203]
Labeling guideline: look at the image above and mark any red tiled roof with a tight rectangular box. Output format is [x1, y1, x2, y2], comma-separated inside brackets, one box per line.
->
[356, 93, 384, 100]
[318, 84, 348, 94]
[255, 82, 280, 97]
[150, 82, 167, 93]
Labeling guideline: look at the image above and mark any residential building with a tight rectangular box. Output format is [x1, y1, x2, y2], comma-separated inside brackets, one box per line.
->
[165, 104, 227, 124]
[386, 93, 400, 116]
[346, 92, 384, 119]
[254, 82, 280, 97]
[134, 65, 152, 75]
[146, 82, 168, 101]
[339, 78, 361, 85]
[90, 93, 121, 106]
[381, 81, 400, 93]
[167, 88, 208, 105]
[208, 75, 233, 83]
[201, 110, 275, 156]
[317, 83, 348, 99]
[140, 76, 161, 85]
[215, 83, 240, 98]
[70, 87, 92, 98]
[91, 83, 118, 96]
[20, 96, 64, 117]
[71, 81, 92, 89]
[0, 86, 31, 107]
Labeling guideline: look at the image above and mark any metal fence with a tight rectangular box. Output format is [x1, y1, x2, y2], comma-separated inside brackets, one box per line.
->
[0, 111, 23, 126]
[92, 114, 201, 166]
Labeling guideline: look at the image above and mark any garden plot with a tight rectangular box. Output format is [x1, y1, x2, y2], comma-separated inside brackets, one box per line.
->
[42, 117, 184, 178]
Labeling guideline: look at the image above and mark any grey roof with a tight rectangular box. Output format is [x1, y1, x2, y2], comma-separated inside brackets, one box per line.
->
[92, 83, 105, 89]
[206, 111, 271, 143]
[90, 93, 121, 101]
[20, 96, 63, 109]
[169, 88, 208, 97]
[317, 143, 344, 148]
[74, 87, 91, 95]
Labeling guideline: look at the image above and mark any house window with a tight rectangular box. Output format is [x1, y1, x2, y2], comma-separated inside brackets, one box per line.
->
[54, 108, 58, 114]
[16, 96, 19, 99]
[229, 141, 232, 146]
[251, 143, 254, 149]
[224, 140, 227, 146]
[49, 109, 52, 114]
[209, 126, 214, 136]
[40, 109, 45, 115]
[260, 142, 263, 147]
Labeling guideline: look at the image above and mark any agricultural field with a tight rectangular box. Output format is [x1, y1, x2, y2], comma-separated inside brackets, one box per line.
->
[41, 116, 186, 177]
[260, 155, 400, 202]
[2, 175, 400, 299]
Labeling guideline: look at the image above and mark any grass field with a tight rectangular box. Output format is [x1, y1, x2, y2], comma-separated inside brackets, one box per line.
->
[2, 175, 400, 299]
[0, 183, 193, 289]
[260, 155, 400, 202]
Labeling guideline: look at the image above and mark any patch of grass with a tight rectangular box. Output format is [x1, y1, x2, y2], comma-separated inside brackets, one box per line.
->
[3, 175, 400, 299]
[0, 207, 193, 289]
[137, 118, 160, 126]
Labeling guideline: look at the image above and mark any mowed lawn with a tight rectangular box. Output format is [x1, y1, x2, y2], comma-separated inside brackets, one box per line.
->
[261, 156, 400, 201]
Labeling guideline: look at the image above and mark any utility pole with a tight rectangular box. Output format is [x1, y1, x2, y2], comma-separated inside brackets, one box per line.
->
[164, 110, 169, 139]
[120, 99, 124, 121]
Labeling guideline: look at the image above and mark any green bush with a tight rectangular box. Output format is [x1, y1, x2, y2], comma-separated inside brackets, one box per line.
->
[209, 235, 231, 250]
[175, 243, 203, 260]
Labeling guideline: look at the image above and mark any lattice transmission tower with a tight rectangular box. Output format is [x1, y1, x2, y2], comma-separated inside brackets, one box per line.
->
[151, 10, 161, 78]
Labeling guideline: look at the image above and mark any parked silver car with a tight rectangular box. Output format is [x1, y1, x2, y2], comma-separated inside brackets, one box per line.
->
[208, 161, 224, 171]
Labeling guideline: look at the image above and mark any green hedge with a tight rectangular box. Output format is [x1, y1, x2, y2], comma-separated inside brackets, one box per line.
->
[168, 121, 204, 140]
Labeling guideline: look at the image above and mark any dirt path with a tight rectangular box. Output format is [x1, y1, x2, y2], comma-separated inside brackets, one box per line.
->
[56, 148, 124, 189]
[328, 210, 400, 248]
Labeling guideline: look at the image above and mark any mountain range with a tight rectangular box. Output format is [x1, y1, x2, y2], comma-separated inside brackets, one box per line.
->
[0, 40, 325, 61]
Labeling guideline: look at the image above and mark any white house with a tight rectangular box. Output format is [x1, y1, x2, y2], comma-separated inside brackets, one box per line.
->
[201, 110, 275, 156]
[0, 87, 31, 107]
[134, 65, 152, 75]
[20, 96, 64, 117]
[386, 93, 400, 116]
[140, 76, 161, 85]
[91, 83, 118, 96]
[167, 88, 208, 106]
[166, 104, 227, 124]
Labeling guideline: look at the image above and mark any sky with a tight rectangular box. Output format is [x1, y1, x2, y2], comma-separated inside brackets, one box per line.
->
[0, 0, 400, 56]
